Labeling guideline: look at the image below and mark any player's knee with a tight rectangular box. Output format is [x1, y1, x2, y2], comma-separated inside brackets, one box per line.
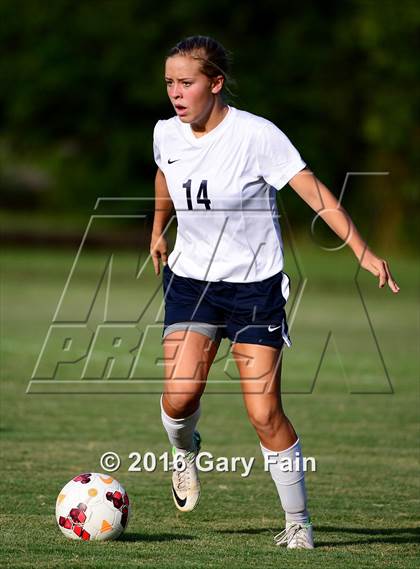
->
[163, 393, 201, 418]
[248, 407, 287, 436]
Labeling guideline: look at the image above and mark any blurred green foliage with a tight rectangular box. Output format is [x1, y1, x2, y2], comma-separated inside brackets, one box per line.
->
[0, 0, 418, 249]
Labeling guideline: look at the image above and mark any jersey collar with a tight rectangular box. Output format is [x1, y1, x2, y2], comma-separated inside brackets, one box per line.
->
[178, 105, 235, 146]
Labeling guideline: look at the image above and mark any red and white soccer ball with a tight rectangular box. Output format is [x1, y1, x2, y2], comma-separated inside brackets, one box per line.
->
[56, 473, 130, 541]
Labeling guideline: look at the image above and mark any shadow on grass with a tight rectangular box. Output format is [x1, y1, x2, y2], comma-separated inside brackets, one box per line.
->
[120, 533, 195, 543]
[315, 525, 420, 547]
[215, 525, 420, 546]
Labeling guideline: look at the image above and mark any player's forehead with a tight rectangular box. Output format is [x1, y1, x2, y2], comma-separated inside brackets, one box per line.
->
[165, 54, 203, 79]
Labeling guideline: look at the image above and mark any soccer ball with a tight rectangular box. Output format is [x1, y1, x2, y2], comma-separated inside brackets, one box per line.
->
[55, 472, 130, 541]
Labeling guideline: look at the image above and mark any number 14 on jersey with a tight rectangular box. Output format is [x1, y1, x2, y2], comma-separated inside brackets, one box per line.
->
[183, 179, 212, 210]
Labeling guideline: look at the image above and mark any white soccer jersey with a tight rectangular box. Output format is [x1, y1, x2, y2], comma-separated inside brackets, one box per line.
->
[153, 106, 306, 283]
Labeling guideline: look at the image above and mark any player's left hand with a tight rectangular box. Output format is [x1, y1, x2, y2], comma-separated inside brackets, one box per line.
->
[358, 248, 400, 294]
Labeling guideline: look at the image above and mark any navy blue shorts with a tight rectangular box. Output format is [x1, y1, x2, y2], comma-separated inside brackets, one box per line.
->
[162, 264, 292, 350]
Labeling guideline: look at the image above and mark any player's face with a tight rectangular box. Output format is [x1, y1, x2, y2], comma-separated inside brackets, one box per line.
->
[165, 55, 220, 123]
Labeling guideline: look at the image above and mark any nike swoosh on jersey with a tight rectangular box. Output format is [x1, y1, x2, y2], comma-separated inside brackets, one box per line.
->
[168, 158, 180, 164]
[172, 483, 187, 507]
[268, 324, 282, 332]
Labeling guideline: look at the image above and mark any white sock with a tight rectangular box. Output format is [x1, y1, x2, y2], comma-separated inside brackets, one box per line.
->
[260, 438, 309, 524]
[160, 395, 201, 452]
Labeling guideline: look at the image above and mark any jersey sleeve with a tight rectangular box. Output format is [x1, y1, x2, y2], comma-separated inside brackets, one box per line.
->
[256, 122, 306, 190]
[153, 121, 163, 169]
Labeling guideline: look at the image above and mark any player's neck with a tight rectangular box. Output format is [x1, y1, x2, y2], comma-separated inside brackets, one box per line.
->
[190, 101, 229, 138]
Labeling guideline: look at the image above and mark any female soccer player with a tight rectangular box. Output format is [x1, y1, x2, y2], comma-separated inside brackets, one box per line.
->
[150, 36, 400, 549]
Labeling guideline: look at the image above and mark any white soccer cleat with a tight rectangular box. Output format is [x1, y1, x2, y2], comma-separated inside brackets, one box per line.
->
[274, 520, 314, 549]
[171, 431, 201, 512]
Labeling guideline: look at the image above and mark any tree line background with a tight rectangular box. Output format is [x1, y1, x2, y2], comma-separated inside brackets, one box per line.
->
[1, 0, 418, 251]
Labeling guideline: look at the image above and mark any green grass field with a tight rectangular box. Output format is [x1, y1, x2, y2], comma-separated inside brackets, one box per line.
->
[1, 243, 419, 568]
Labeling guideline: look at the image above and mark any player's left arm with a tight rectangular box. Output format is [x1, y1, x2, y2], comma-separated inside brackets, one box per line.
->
[288, 168, 400, 294]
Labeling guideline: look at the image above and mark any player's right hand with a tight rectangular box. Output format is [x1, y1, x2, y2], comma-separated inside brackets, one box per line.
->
[150, 232, 168, 276]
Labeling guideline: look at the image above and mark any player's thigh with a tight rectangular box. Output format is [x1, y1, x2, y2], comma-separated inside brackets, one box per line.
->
[231, 342, 285, 420]
[163, 329, 220, 397]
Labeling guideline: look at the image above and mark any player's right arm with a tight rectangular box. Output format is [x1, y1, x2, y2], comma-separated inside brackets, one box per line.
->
[150, 168, 174, 276]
